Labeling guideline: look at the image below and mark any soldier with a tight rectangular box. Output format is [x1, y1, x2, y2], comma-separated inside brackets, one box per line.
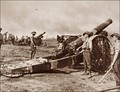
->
[15, 36, 18, 42]
[0, 28, 3, 62]
[0, 28, 3, 49]
[30, 31, 37, 59]
[57, 35, 65, 51]
[111, 33, 120, 90]
[3, 31, 8, 44]
[82, 31, 93, 78]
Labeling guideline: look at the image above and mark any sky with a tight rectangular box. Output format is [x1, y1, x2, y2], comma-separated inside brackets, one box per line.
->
[0, 1, 119, 38]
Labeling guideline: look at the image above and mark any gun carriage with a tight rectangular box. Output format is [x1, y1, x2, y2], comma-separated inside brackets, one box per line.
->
[1, 19, 112, 78]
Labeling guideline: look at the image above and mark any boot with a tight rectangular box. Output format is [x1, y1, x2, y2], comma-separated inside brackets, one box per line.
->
[83, 67, 88, 75]
[88, 70, 92, 78]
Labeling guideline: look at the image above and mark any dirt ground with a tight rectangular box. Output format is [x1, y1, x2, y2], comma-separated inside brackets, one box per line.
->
[0, 44, 116, 92]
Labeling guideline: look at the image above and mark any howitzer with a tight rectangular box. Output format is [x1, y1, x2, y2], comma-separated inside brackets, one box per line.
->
[0, 19, 113, 78]
[69, 19, 113, 49]
[3, 32, 8, 36]
[34, 32, 46, 46]
[36, 32, 46, 38]
[56, 19, 113, 58]
[1, 53, 82, 78]
[93, 19, 112, 34]
[55, 19, 112, 73]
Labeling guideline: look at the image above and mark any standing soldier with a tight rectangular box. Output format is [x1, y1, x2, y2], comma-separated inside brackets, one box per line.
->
[82, 31, 93, 78]
[0, 28, 3, 62]
[30, 31, 37, 59]
[111, 33, 120, 91]
[0, 28, 3, 49]
[3, 31, 8, 44]
[15, 36, 18, 43]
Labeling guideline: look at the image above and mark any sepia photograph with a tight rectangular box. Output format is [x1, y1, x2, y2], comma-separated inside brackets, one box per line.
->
[0, 0, 120, 91]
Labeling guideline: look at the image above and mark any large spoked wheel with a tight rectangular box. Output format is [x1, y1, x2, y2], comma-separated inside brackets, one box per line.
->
[90, 35, 111, 74]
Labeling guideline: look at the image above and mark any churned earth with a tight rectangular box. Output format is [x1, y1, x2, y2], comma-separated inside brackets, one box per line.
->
[0, 44, 116, 92]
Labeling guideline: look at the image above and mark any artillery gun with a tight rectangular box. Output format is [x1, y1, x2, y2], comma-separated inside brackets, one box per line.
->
[34, 32, 46, 46]
[55, 19, 112, 73]
[17, 32, 46, 46]
[1, 19, 112, 78]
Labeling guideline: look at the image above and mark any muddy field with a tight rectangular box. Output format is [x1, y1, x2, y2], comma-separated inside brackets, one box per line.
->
[0, 42, 116, 92]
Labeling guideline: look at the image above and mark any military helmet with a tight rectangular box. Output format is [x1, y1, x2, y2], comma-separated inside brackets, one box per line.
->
[0, 28, 2, 31]
[83, 31, 93, 37]
[31, 31, 36, 35]
[111, 33, 120, 40]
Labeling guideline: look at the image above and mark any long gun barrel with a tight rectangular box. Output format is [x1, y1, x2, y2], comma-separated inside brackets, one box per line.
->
[69, 19, 113, 48]
[37, 32, 46, 38]
[3, 32, 8, 35]
[92, 18, 113, 34]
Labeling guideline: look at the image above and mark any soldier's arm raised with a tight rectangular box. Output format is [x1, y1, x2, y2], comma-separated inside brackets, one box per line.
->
[111, 51, 119, 67]
[111, 42, 120, 67]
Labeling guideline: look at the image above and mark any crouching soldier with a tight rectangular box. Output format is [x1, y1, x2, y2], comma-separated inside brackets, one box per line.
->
[30, 31, 37, 59]
[82, 31, 93, 78]
[111, 33, 120, 90]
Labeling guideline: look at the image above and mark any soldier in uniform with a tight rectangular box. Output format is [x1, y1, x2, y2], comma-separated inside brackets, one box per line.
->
[3, 31, 8, 44]
[30, 31, 37, 59]
[111, 33, 120, 90]
[0, 28, 3, 49]
[82, 31, 93, 78]
[0, 28, 3, 62]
